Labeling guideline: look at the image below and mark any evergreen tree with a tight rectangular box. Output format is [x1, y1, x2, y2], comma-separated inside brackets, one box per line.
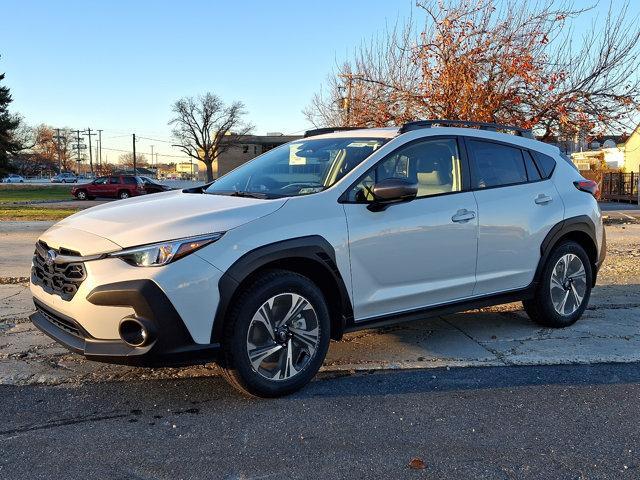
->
[0, 59, 20, 171]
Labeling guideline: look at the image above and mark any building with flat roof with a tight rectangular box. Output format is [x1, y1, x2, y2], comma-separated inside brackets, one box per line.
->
[207, 134, 302, 180]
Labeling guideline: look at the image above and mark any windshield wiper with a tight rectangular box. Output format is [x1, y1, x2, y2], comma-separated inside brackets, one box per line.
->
[226, 190, 269, 199]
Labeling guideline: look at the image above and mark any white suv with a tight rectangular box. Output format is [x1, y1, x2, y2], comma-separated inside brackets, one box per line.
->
[29, 120, 605, 397]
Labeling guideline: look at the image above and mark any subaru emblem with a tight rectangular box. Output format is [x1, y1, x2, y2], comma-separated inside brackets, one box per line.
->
[46, 249, 57, 267]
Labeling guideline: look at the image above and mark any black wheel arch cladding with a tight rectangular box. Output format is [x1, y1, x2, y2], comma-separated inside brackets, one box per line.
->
[536, 214, 600, 287]
[211, 235, 353, 344]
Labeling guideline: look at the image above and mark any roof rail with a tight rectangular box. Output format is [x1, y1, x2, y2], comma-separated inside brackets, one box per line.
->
[399, 119, 533, 138]
[303, 127, 361, 138]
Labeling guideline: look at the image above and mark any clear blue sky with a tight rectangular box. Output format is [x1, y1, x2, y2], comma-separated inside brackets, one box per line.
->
[0, 0, 635, 163]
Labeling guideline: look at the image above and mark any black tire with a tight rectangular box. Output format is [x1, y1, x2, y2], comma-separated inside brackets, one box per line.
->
[118, 190, 130, 199]
[75, 189, 88, 200]
[220, 269, 331, 398]
[524, 241, 592, 328]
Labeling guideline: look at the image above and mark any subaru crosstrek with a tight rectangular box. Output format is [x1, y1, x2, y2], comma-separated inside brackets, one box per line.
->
[30, 120, 605, 397]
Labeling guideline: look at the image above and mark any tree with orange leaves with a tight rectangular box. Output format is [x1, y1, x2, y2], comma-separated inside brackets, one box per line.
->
[305, 0, 640, 140]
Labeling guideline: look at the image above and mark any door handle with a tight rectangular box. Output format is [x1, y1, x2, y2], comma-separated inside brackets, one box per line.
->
[451, 209, 476, 223]
[535, 194, 553, 205]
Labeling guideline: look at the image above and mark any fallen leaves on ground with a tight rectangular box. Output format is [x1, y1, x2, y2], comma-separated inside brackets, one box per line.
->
[408, 457, 427, 470]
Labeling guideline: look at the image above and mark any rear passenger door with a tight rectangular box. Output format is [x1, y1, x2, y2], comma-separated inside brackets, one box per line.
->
[107, 176, 121, 197]
[466, 138, 564, 295]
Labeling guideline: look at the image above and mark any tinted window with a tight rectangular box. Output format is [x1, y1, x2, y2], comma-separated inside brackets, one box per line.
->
[123, 176, 137, 185]
[523, 151, 541, 181]
[94, 176, 108, 185]
[469, 140, 527, 188]
[531, 151, 557, 178]
[347, 138, 463, 201]
[109, 176, 120, 184]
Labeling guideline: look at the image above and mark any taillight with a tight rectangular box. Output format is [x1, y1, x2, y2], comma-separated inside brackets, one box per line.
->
[573, 179, 599, 197]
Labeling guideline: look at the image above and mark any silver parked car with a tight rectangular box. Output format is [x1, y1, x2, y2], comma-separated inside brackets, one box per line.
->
[29, 119, 605, 397]
[51, 172, 78, 183]
[1, 173, 25, 183]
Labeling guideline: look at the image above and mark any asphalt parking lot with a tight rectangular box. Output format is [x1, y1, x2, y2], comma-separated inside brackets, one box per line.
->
[1, 207, 640, 479]
[0, 202, 640, 480]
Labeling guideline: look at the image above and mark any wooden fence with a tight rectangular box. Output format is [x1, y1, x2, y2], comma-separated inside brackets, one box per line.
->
[601, 172, 639, 204]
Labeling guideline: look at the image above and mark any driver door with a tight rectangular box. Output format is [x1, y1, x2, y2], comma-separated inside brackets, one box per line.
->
[342, 137, 478, 321]
[90, 176, 109, 196]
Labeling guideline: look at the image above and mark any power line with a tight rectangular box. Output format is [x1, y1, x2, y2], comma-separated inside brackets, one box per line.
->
[136, 135, 175, 144]
[100, 146, 191, 159]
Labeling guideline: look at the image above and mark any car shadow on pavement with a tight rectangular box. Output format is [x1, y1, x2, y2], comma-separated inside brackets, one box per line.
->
[44, 361, 640, 408]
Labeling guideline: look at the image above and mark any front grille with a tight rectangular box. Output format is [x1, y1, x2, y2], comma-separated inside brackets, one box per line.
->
[31, 241, 86, 301]
[36, 303, 85, 338]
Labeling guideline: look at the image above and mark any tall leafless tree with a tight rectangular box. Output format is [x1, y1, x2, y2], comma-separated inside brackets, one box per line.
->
[119, 152, 148, 170]
[169, 93, 253, 181]
[305, 0, 640, 140]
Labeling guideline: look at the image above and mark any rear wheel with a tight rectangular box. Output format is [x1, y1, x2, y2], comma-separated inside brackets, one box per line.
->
[524, 241, 592, 328]
[118, 190, 130, 199]
[75, 189, 87, 200]
[220, 270, 330, 397]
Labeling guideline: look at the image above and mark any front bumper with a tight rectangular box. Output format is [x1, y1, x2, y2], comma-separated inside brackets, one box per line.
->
[30, 279, 220, 367]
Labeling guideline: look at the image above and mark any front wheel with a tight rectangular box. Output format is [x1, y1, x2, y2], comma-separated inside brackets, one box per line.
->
[524, 241, 592, 328]
[220, 270, 330, 397]
[75, 189, 87, 200]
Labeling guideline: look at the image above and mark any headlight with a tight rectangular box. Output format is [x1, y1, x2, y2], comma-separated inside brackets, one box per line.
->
[109, 233, 224, 267]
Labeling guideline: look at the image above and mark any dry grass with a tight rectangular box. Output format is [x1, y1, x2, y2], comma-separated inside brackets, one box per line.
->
[0, 206, 78, 221]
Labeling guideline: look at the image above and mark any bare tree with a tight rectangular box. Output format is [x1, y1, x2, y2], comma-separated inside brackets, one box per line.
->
[305, 0, 640, 140]
[30, 125, 77, 171]
[119, 152, 148, 170]
[169, 93, 253, 181]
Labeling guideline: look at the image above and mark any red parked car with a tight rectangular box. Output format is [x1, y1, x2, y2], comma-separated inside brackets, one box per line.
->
[71, 175, 146, 200]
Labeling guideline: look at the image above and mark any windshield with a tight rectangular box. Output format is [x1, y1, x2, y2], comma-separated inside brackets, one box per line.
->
[205, 137, 386, 198]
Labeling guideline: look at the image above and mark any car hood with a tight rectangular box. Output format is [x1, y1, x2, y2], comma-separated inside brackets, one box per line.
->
[47, 190, 287, 250]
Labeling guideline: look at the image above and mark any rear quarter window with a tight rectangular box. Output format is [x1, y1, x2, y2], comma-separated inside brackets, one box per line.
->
[123, 176, 137, 185]
[531, 151, 557, 178]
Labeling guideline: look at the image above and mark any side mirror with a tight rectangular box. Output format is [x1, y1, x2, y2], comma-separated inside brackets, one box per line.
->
[368, 177, 418, 212]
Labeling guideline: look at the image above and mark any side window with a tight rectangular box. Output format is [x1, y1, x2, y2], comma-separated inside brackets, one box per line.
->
[531, 151, 557, 178]
[94, 177, 107, 185]
[523, 151, 542, 182]
[346, 138, 463, 202]
[468, 140, 527, 189]
[123, 176, 137, 185]
[109, 176, 120, 184]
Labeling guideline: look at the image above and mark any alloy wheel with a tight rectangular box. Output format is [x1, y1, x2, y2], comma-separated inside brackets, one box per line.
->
[549, 253, 587, 316]
[246, 293, 320, 381]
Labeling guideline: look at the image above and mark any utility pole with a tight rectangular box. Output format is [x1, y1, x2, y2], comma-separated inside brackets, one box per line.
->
[132, 133, 137, 174]
[75, 130, 82, 165]
[97, 129, 103, 171]
[338, 73, 362, 127]
[150, 145, 154, 170]
[83, 128, 97, 174]
[53, 128, 63, 173]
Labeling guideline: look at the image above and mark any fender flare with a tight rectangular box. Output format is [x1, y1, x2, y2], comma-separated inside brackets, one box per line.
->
[535, 215, 599, 285]
[210, 235, 352, 343]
